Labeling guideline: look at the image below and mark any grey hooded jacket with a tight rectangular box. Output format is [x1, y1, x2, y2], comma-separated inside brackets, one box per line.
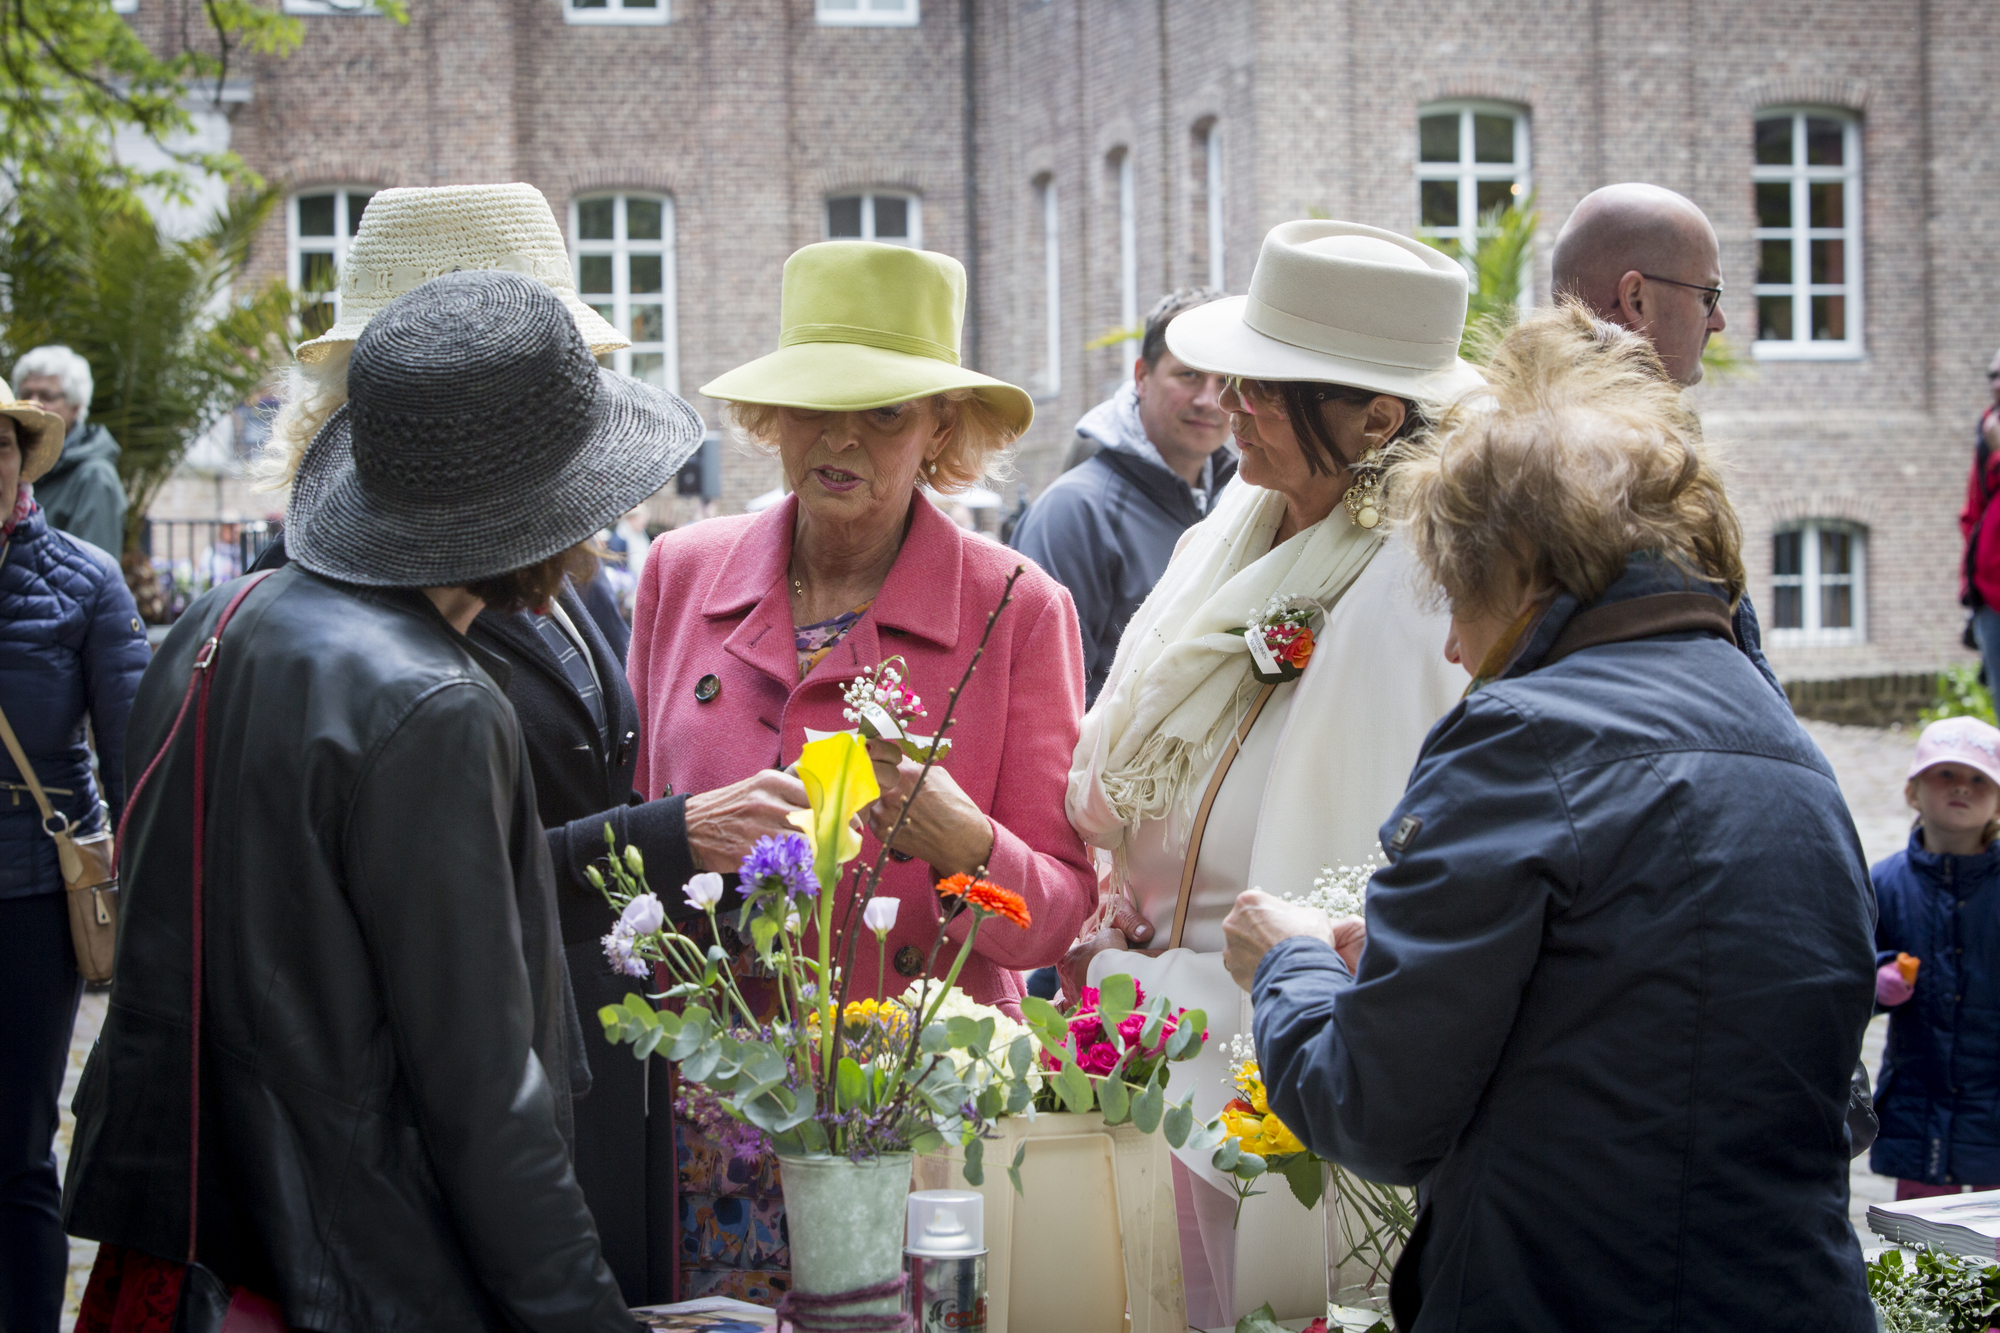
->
[36, 421, 126, 557]
[1009, 383, 1235, 703]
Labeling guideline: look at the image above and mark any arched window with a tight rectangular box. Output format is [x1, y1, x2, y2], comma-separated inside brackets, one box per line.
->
[1753, 108, 1862, 357]
[1770, 520, 1866, 646]
[289, 187, 375, 337]
[572, 193, 677, 392]
[825, 192, 922, 247]
[1416, 102, 1530, 248]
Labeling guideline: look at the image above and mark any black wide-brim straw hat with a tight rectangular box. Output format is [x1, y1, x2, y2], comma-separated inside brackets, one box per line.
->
[286, 269, 703, 588]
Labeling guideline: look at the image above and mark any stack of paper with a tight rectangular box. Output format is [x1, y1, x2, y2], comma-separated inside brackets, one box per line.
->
[1867, 1189, 2000, 1260]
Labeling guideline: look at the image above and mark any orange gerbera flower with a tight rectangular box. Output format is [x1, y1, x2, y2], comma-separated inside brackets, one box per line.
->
[936, 874, 1033, 930]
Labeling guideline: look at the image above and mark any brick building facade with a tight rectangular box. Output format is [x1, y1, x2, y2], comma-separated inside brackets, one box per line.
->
[126, 0, 1999, 681]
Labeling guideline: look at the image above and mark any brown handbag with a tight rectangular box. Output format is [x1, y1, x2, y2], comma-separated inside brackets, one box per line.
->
[0, 697, 120, 982]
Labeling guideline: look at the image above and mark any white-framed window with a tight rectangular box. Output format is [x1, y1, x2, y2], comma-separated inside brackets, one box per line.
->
[281, 0, 382, 13]
[816, 0, 917, 26]
[563, 0, 667, 22]
[825, 192, 921, 247]
[1200, 122, 1225, 290]
[1036, 175, 1061, 400]
[1417, 101, 1530, 247]
[1769, 520, 1867, 646]
[1752, 108, 1862, 358]
[289, 188, 375, 337]
[572, 193, 677, 393]
[1113, 147, 1137, 362]
[111, 0, 137, 12]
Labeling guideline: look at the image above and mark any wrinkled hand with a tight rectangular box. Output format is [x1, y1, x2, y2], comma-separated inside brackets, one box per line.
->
[684, 769, 810, 874]
[865, 739, 994, 878]
[1056, 898, 1155, 1004]
[1222, 889, 1340, 993]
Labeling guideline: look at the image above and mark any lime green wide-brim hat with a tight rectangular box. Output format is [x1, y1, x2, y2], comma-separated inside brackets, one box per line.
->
[701, 241, 1034, 438]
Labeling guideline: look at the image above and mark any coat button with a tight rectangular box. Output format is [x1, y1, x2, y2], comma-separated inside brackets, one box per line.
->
[893, 946, 925, 978]
[694, 674, 720, 702]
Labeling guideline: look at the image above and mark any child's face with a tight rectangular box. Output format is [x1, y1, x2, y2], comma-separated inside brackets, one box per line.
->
[1913, 763, 2000, 841]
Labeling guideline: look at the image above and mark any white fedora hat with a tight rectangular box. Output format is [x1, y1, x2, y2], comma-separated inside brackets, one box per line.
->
[295, 182, 628, 363]
[1166, 219, 1484, 404]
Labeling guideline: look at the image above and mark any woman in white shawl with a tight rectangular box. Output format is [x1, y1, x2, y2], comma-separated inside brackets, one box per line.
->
[1063, 220, 1481, 1327]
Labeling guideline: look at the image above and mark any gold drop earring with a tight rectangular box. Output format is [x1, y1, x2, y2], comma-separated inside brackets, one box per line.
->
[1344, 444, 1386, 529]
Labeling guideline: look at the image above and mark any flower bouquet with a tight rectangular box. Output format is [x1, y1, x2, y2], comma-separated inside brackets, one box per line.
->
[1230, 594, 1320, 684]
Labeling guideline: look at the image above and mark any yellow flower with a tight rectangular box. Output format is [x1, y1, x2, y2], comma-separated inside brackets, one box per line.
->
[1256, 1112, 1304, 1157]
[1233, 1059, 1271, 1115]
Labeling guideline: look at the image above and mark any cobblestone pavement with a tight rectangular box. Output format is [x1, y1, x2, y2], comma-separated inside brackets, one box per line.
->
[50, 719, 1924, 1322]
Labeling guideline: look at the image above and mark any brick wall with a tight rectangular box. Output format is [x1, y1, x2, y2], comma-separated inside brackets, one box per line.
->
[132, 0, 1999, 678]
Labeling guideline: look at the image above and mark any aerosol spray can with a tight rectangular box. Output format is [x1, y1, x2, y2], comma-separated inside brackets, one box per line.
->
[903, 1189, 987, 1333]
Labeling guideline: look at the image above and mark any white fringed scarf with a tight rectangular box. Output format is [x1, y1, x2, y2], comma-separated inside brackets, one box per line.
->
[1066, 478, 1384, 855]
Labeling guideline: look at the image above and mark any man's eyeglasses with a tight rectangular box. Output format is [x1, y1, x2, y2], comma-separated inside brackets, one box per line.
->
[1640, 273, 1725, 317]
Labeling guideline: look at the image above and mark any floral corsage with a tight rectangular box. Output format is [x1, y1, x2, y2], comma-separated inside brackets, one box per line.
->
[841, 656, 951, 762]
[1229, 595, 1320, 684]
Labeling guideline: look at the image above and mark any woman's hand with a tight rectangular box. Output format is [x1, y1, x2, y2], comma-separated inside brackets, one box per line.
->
[1222, 889, 1341, 993]
[864, 738, 995, 877]
[1055, 898, 1156, 1005]
[684, 770, 811, 874]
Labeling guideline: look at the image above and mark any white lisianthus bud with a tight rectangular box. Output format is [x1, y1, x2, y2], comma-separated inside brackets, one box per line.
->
[862, 896, 900, 939]
[619, 893, 665, 937]
[624, 845, 646, 878]
[585, 865, 605, 890]
[681, 872, 725, 912]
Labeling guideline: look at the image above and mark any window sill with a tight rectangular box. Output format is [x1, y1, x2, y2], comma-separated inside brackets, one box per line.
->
[1749, 340, 1865, 362]
[281, 0, 383, 13]
[563, 6, 669, 22]
[815, 14, 920, 27]
[1766, 630, 1867, 649]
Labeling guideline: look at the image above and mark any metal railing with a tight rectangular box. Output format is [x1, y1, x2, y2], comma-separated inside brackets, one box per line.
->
[138, 518, 281, 624]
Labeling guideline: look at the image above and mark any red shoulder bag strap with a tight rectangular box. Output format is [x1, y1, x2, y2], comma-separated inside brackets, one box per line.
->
[116, 570, 274, 1263]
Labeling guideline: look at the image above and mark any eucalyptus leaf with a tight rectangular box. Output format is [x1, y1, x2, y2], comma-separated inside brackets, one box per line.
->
[622, 992, 655, 1021]
[1182, 1115, 1228, 1156]
[1098, 1067, 1131, 1125]
[1006, 1139, 1027, 1196]
[633, 1024, 665, 1060]
[976, 1084, 1004, 1121]
[963, 1135, 985, 1187]
[1054, 1061, 1093, 1114]
[1233, 1301, 1288, 1333]
[1233, 1151, 1266, 1179]
[1007, 1033, 1032, 1079]
[974, 1016, 996, 1055]
[1214, 1138, 1242, 1172]
[1163, 1094, 1193, 1148]
[1167, 1008, 1207, 1059]
[920, 1023, 950, 1054]
[1097, 973, 1136, 1029]
[908, 1127, 945, 1157]
[1131, 1075, 1165, 1134]
[679, 1042, 721, 1084]
[945, 1015, 982, 1050]
[797, 1119, 829, 1155]
[1005, 1079, 1031, 1115]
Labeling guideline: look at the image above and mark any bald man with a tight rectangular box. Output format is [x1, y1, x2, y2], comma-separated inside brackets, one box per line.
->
[1552, 183, 1727, 387]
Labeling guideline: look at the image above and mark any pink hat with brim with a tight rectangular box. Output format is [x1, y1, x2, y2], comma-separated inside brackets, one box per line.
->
[1909, 716, 2000, 787]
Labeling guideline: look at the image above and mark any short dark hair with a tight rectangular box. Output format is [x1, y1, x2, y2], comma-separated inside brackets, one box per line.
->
[463, 542, 601, 615]
[1139, 287, 1225, 366]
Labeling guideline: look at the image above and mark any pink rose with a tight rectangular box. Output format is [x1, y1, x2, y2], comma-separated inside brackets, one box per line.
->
[1077, 1043, 1120, 1076]
[1069, 1013, 1107, 1046]
[1116, 1013, 1147, 1047]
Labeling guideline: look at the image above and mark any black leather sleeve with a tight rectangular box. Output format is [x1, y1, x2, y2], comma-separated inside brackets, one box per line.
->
[345, 681, 630, 1332]
[548, 794, 700, 943]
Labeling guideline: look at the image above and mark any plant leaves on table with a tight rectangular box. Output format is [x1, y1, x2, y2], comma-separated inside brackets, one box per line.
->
[1233, 1302, 1287, 1333]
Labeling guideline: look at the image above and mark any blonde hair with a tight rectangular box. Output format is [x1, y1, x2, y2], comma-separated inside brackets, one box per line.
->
[724, 388, 1017, 495]
[1393, 301, 1745, 618]
[249, 344, 352, 492]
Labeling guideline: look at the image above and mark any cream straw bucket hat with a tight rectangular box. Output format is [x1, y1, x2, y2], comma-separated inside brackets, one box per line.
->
[294, 182, 628, 363]
[1166, 219, 1485, 404]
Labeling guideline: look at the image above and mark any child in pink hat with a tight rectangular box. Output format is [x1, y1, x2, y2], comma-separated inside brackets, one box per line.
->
[1868, 714, 2000, 1200]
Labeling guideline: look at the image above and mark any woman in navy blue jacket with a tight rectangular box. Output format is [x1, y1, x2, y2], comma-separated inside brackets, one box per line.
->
[0, 399, 149, 1333]
[1221, 307, 1877, 1332]
[1868, 716, 2000, 1198]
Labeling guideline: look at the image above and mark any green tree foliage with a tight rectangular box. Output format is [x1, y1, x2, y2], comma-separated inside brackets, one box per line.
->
[0, 178, 297, 552]
[0, 1, 305, 197]
[1923, 663, 1998, 728]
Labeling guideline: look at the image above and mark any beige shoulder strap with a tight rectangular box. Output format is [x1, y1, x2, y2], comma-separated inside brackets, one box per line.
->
[1167, 682, 1279, 950]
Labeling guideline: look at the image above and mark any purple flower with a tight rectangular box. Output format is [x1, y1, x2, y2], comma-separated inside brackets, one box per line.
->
[740, 833, 819, 901]
[601, 925, 649, 980]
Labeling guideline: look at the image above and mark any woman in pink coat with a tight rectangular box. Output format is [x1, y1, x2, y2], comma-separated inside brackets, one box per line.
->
[627, 240, 1093, 1010]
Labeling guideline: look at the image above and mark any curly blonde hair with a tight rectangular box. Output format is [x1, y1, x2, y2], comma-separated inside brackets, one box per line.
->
[724, 388, 1016, 495]
[248, 345, 352, 492]
[1393, 301, 1744, 617]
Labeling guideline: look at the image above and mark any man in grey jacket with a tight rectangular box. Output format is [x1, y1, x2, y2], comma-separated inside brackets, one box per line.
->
[13, 345, 126, 557]
[1011, 289, 1237, 703]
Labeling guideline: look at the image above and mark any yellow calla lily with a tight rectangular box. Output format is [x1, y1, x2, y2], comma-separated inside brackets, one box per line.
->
[788, 733, 881, 893]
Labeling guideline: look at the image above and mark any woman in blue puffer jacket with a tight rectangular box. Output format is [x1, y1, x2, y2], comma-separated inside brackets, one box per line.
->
[0, 397, 148, 1333]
